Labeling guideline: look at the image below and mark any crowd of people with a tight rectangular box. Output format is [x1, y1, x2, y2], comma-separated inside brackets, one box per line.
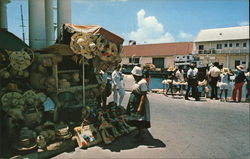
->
[95, 63, 249, 141]
[163, 62, 250, 103]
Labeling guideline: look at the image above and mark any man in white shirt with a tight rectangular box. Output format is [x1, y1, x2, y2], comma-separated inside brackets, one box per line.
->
[208, 62, 221, 99]
[112, 64, 125, 106]
[185, 63, 200, 101]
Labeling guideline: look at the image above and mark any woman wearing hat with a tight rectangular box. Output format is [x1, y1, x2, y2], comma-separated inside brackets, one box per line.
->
[218, 68, 233, 101]
[231, 65, 246, 102]
[127, 66, 150, 141]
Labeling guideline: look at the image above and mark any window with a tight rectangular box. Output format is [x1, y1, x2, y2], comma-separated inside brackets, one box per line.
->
[187, 56, 190, 59]
[224, 43, 228, 47]
[198, 45, 204, 50]
[229, 43, 233, 47]
[243, 42, 247, 47]
[152, 58, 164, 68]
[235, 60, 241, 69]
[236, 43, 240, 47]
[216, 44, 222, 49]
[129, 57, 140, 64]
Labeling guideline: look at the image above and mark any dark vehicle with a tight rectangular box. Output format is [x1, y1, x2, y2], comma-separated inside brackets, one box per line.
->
[121, 63, 141, 74]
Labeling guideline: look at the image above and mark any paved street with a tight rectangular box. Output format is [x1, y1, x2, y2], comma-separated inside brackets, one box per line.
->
[53, 92, 250, 159]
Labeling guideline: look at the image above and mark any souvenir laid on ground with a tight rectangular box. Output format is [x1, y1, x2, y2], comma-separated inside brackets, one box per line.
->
[13, 127, 38, 152]
[74, 124, 102, 148]
[97, 109, 121, 144]
[55, 122, 72, 140]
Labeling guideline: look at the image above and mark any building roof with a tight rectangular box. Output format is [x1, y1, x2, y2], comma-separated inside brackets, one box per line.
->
[122, 42, 193, 57]
[194, 26, 249, 42]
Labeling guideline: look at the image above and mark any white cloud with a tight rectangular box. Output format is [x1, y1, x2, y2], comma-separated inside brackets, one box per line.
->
[178, 31, 193, 40]
[127, 9, 175, 44]
[239, 21, 249, 26]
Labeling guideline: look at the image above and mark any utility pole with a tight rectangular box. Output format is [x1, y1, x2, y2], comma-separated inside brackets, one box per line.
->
[20, 4, 25, 42]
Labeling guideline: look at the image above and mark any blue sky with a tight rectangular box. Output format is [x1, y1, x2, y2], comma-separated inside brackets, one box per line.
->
[6, 0, 249, 45]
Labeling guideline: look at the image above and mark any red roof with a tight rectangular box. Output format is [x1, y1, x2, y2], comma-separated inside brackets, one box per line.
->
[122, 42, 193, 57]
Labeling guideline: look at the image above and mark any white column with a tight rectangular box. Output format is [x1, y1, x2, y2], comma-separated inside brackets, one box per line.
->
[226, 54, 230, 68]
[45, 0, 55, 46]
[57, 0, 71, 36]
[0, 0, 10, 30]
[29, 0, 46, 49]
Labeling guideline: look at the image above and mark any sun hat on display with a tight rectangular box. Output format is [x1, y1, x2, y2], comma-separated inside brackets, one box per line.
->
[131, 66, 143, 76]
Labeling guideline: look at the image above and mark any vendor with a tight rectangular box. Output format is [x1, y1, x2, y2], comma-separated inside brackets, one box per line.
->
[126, 66, 150, 141]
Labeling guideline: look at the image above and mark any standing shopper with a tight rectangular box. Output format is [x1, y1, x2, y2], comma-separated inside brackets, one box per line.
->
[185, 63, 200, 101]
[127, 66, 150, 141]
[231, 65, 246, 102]
[208, 62, 221, 100]
[112, 64, 125, 106]
[245, 67, 250, 102]
[175, 65, 185, 94]
[166, 66, 176, 96]
[218, 68, 232, 101]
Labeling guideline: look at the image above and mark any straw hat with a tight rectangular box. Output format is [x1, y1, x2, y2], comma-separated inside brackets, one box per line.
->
[236, 65, 244, 70]
[59, 79, 71, 89]
[55, 123, 72, 139]
[98, 48, 113, 61]
[96, 35, 108, 51]
[1, 92, 22, 107]
[8, 50, 32, 71]
[23, 90, 38, 105]
[109, 42, 118, 55]
[37, 92, 47, 103]
[13, 127, 37, 151]
[222, 68, 230, 73]
[167, 66, 176, 71]
[131, 66, 142, 76]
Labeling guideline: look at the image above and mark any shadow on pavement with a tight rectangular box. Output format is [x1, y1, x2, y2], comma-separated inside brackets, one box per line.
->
[98, 129, 166, 152]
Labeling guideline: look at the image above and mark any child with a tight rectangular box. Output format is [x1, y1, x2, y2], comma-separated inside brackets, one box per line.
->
[218, 68, 232, 101]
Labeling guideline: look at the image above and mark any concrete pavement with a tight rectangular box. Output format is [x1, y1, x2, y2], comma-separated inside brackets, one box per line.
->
[53, 92, 250, 159]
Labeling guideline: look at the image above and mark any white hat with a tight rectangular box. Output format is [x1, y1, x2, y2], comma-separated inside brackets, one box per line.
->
[236, 65, 244, 70]
[131, 66, 142, 76]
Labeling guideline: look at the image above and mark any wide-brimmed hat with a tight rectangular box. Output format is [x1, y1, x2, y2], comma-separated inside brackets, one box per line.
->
[131, 66, 142, 76]
[167, 66, 176, 71]
[236, 65, 244, 70]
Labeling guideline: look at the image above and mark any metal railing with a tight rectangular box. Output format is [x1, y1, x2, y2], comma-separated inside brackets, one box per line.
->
[196, 48, 249, 54]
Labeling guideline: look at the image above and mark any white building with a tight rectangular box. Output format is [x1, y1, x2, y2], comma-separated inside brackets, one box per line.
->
[194, 26, 249, 69]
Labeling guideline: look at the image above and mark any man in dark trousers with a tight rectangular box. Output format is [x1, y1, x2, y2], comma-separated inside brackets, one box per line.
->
[208, 62, 221, 100]
[185, 63, 200, 101]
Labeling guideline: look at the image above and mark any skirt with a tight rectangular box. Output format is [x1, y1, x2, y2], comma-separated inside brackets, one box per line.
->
[126, 92, 151, 128]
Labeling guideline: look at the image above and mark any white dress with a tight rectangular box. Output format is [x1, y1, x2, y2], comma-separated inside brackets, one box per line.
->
[218, 73, 230, 90]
